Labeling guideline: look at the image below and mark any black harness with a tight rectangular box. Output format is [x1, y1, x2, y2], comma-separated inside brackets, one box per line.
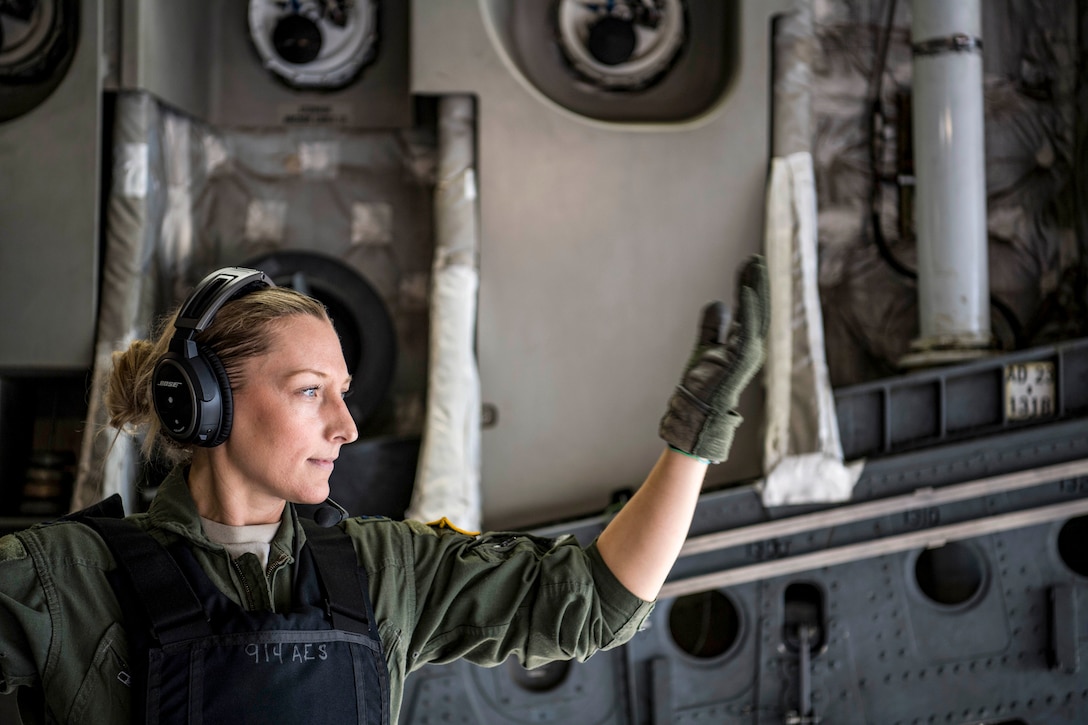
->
[76, 500, 389, 725]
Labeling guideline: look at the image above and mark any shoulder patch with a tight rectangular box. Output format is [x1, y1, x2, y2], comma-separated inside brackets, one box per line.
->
[0, 534, 27, 562]
[425, 517, 480, 537]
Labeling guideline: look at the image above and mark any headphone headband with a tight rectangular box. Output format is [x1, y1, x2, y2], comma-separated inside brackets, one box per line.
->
[174, 267, 275, 337]
[152, 266, 275, 447]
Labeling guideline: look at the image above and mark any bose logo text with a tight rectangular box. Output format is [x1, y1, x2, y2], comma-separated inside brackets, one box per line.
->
[157, 380, 184, 388]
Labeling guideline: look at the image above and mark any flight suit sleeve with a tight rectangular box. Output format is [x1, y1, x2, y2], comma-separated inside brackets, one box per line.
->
[390, 522, 655, 671]
[0, 533, 49, 696]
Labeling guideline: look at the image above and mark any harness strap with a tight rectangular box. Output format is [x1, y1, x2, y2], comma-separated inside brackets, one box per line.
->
[301, 520, 375, 636]
[59, 493, 125, 521]
[82, 517, 212, 644]
[76, 500, 375, 641]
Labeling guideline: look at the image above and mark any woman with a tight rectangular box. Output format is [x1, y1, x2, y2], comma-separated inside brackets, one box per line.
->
[0, 258, 768, 724]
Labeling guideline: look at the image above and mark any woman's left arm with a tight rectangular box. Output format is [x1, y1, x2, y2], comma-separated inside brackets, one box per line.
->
[597, 255, 770, 601]
[596, 448, 707, 601]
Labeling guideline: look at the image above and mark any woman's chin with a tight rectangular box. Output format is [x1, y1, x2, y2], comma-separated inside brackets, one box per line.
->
[294, 481, 331, 506]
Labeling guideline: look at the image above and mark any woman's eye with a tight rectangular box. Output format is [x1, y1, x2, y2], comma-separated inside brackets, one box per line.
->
[341, 389, 354, 400]
[301, 386, 320, 398]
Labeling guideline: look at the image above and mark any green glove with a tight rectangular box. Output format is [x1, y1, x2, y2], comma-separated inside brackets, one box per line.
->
[659, 255, 770, 463]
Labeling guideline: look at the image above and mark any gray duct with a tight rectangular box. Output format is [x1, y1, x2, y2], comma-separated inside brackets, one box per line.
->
[901, 0, 991, 366]
[762, 2, 862, 506]
[406, 96, 482, 531]
[71, 92, 166, 513]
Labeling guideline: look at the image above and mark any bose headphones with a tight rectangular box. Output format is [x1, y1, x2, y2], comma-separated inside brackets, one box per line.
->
[152, 267, 274, 447]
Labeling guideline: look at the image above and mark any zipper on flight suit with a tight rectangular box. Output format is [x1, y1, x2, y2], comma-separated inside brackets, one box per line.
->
[229, 556, 255, 610]
[230, 550, 290, 610]
[266, 551, 289, 578]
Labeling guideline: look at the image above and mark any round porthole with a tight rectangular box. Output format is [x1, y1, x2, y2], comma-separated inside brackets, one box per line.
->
[1057, 515, 1088, 577]
[913, 541, 987, 607]
[243, 251, 396, 428]
[0, 0, 79, 122]
[668, 589, 741, 659]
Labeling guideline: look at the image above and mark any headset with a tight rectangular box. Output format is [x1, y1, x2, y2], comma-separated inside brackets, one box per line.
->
[151, 267, 274, 447]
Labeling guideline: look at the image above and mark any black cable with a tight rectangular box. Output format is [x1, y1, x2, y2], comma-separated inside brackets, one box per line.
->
[867, 0, 913, 279]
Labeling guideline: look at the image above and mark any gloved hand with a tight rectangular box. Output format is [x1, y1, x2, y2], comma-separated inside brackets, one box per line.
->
[659, 255, 770, 463]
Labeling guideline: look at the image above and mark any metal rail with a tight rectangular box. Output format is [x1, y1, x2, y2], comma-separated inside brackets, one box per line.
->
[661, 457, 1088, 599]
[680, 457, 1088, 557]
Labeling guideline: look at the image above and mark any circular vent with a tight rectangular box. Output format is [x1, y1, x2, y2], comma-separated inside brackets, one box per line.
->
[0, 0, 78, 122]
[554, 0, 686, 91]
[248, 0, 378, 89]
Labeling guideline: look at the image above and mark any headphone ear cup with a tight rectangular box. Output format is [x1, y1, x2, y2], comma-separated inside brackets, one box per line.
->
[152, 354, 201, 444]
[202, 347, 234, 447]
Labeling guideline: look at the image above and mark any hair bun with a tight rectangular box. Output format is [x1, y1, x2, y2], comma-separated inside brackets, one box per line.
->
[105, 339, 158, 430]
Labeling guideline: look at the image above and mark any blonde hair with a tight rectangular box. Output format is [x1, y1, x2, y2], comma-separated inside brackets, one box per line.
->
[106, 287, 330, 466]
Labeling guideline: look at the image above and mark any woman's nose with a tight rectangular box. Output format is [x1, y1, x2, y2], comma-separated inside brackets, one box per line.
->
[331, 397, 359, 444]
